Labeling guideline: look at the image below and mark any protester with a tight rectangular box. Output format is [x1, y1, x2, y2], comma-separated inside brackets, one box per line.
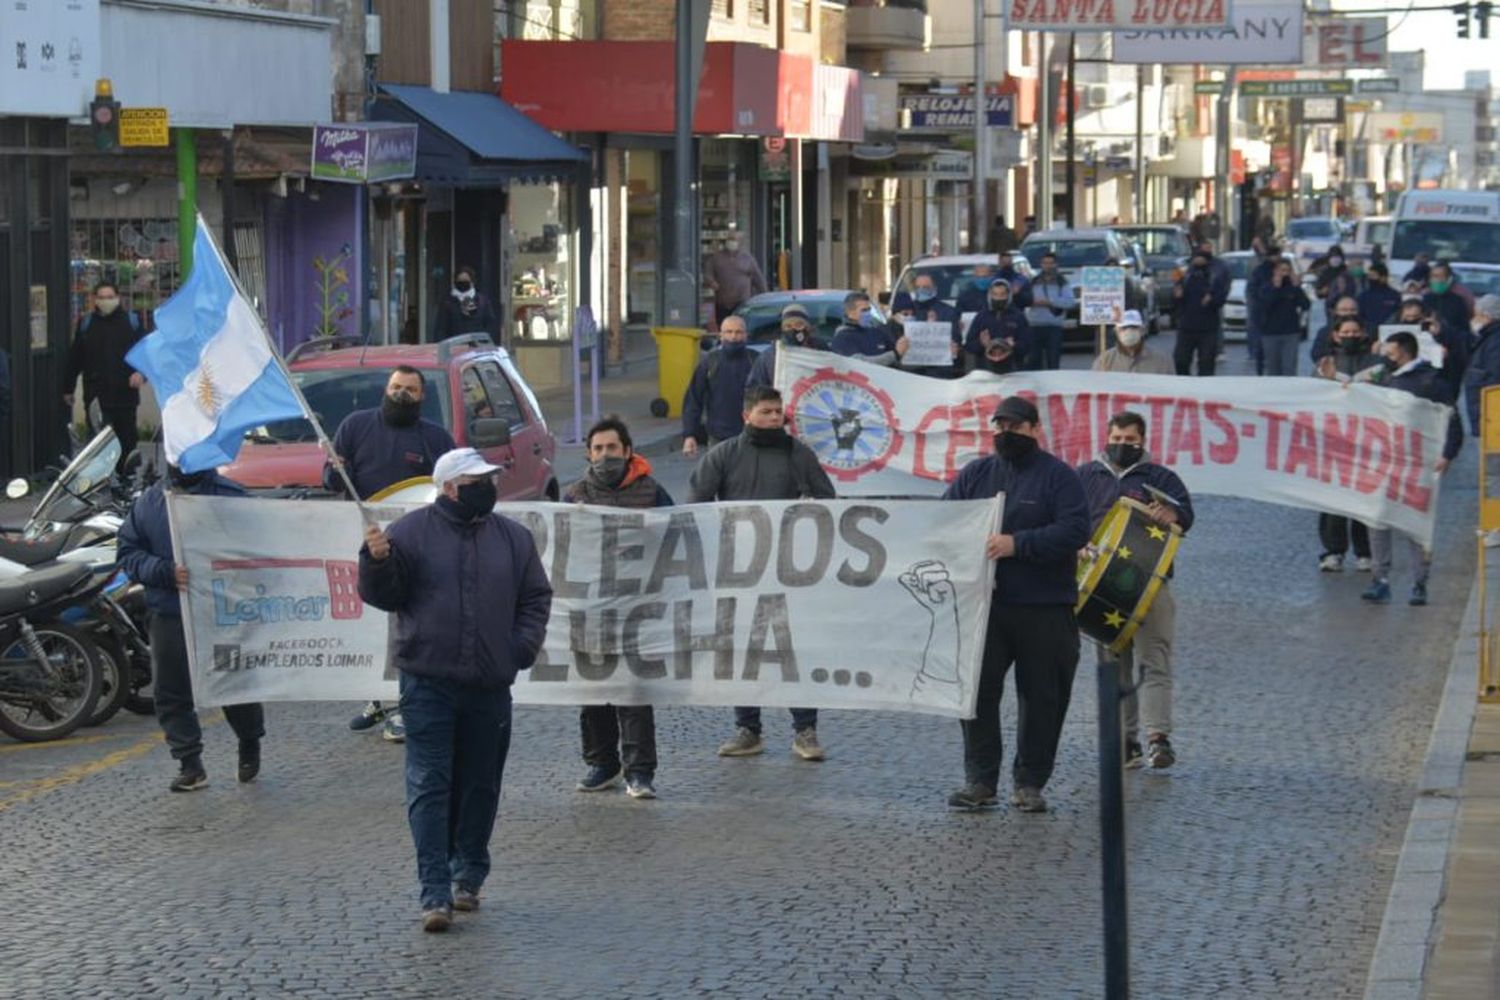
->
[1423, 262, 1473, 339]
[432, 266, 497, 341]
[1357, 262, 1403, 330]
[996, 250, 1033, 309]
[1091, 310, 1171, 374]
[831, 291, 908, 366]
[1310, 296, 1362, 357]
[326, 365, 457, 742]
[966, 279, 1029, 375]
[1361, 331, 1463, 606]
[1315, 245, 1359, 306]
[986, 214, 1019, 254]
[1172, 246, 1228, 376]
[1245, 244, 1281, 375]
[688, 386, 836, 761]
[682, 315, 755, 457]
[1259, 258, 1312, 377]
[705, 235, 768, 326]
[956, 262, 998, 315]
[892, 273, 963, 377]
[564, 418, 671, 798]
[1402, 253, 1432, 289]
[118, 464, 264, 792]
[1464, 294, 1500, 436]
[1312, 316, 1382, 572]
[746, 303, 823, 389]
[1026, 251, 1074, 370]
[358, 448, 553, 931]
[1077, 411, 1194, 769]
[941, 396, 1090, 813]
[64, 281, 147, 473]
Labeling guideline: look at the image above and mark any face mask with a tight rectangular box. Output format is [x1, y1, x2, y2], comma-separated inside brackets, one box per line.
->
[455, 279, 473, 293]
[588, 455, 628, 489]
[1117, 327, 1143, 348]
[382, 394, 421, 427]
[1191, 260, 1207, 270]
[95, 298, 119, 315]
[974, 276, 992, 289]
[1380, 355, 1400, 372]
[989, 295, 1008, 309]
[1337, 335, 1367, 354]
[1106, 442, 1144, 469]
[722, 340, 748, 357]
[783, 326, 810, 346]
[1329, 256, 1343, 268]
[913, 287, 936, 304]
[454, 478, 497, 519]
[746, 425, 790, 448]
[994, 430, 1037, 462]
[857, 309, 879, 329]
[1431, 280, 1450, 294]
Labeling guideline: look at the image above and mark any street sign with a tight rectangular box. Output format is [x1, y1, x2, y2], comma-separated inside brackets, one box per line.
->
[1193, 81, 1226, 95]
[1080, 267, 1126, 326]
[1356, 77, 1401, 93]
[118, 107, 169, 147]
[1240, 78, 1353, 97]
[899, 93, 1013, 130]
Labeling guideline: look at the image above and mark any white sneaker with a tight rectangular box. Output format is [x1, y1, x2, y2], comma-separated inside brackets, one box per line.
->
[1485, 529, 1500, 549]
[1355, 557, 1373, 573]
[1318, 554, 1343, 572]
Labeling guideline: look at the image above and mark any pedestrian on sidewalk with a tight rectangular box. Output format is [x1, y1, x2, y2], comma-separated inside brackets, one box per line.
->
[941, 396, 1090, 814]
[689, 385, 835, 762]
[64, 281, 147, 474]
[705, 236, 768, 327]
[564, 417, 672, 799]
[359, 448, 553, 932]
[1091, 310, 1171, 374]
[1077, 411, 1194, 770]
[326, 365, 456, 743]
[1258, 258, 1311, 376]
[747, 303, 825, 389]
[431, 266, 498, 342]
[118, 465, 264, 793]
[682, 315, 755, 458]
[1361, 331, 1463, 607]
[1312, 315, 1383, 572]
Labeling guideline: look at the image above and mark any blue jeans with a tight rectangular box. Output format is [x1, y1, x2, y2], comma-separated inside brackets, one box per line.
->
[399, 673, 513, 909]
[1027, 325, 1064, 370]
[734, 706, 817, 734]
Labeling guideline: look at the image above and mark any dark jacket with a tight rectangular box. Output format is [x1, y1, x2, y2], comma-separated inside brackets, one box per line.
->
[358, 498, 553, 689]
[831, 322, 899, 365]
[892, 293, 963, 378]
[1310, 330, 1384, 377]
[1369, 361, 1464, 462]
[1317, 265, 1359, 305]
[956, 280, 999, 316]
[66, 310, 145, 407]
[1175, 265, 1228, 332]
[1424, 289, 1472, 337]
[1259, 281, 1310, 339]
[1357, 283, 1403, 330]
[1077, 454, 1195, 534]
[683, 345, 756, 442]
[432, 293, 497, 341]
[965, 304, 1031, 360]
[688, 429, 836, 503]
[1464, 319, 1500, 432]
[117, 473, 249, 617]
[995, 267, 1033, 310]
[323, 407, 457, 499]
[747, 336, 828, 389]
[941, 448, 1091, 606]
[1402, 261, 1432, 286]
[564, 454, 674, 508]
[1246, 257, 1278, 318]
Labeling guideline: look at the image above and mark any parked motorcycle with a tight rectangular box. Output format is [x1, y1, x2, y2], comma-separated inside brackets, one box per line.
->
[0, 562, 106, 741]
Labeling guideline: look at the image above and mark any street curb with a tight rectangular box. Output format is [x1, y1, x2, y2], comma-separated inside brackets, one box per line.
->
[1363, 559, 1483, 1000]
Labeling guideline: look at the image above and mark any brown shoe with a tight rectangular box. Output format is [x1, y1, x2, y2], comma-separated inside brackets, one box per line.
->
[1010, 786, 1047, 813]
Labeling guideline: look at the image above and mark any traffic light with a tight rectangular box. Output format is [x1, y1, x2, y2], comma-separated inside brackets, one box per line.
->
[1455, 2, 1471, 37]
[89, 78, 120, 151]
[1479, 0, 1493, 38]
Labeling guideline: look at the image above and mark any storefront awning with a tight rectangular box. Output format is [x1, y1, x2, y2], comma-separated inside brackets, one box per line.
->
[373, 85, 587, 186]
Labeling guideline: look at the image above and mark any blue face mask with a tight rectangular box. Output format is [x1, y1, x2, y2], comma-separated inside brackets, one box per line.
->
[858, 309, 879, 329]
[913, 287, 937, 304]
[974, 277, 991, 290]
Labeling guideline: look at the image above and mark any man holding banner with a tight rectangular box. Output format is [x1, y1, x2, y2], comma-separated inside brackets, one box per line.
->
[358, 447, 553, 931]
[941, 396, 1090, 813]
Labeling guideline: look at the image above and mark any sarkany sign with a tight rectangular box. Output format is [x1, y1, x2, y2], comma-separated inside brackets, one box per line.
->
[774, 350, 1453, 547]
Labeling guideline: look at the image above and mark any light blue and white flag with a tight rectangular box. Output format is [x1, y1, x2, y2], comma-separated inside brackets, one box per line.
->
[127, 218, 306, 472]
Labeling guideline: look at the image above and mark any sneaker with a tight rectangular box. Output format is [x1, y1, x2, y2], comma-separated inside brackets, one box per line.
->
[452, 887, 480, 912]
[421, 906, 453, 932]
[349, 700, 387, 731]
[1124, 739, 1144, 770]
[170, 767, 208, 793]
[576, 764, 622, 792]
[381, 712, 406, 743]
[1355, 557, 1373, 573]
[1486, 529, 1500, 549]
[946, 783, 998, 810]
[1362, 579, 1392, 604]
[1010, 786, 1048, 813]
[237, 742, 261, 784]
[1410, 582, 1429, 607]
[1147, 737, 1176, 770]
[791, 728, 826, 761]
[717, 727, 765, 757]
[625, 774, 657, 800]
[1319, 554, 1344, 572]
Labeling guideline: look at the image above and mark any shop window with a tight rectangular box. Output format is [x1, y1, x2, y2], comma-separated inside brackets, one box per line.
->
[626, 151, 662, 326]
[69, 216, 181, 327]
[509, 180, 573, 342]
[789, 0, 810, 31]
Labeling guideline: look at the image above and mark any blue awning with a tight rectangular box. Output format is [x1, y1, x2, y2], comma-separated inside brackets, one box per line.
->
[373, 85, 587, 186]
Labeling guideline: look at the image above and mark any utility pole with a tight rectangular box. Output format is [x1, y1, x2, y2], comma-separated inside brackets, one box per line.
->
[972, 0, 988, 252]
[1134, 64, 1146, 223]
[1037, 32, 1052, 229]
[666, 0, 705, 326]
[1214, 70, 1235, 250]
[1065, 32, 1076, 228]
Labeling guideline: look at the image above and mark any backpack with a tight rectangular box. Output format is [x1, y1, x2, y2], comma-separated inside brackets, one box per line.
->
[81, 311, 142, 335]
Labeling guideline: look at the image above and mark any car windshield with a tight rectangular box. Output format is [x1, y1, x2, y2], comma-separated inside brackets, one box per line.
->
[1455, 268, 1500, 298]
[1288, 219, 1338, 239]
[1021, 240, 1112, 268]
[248, 368, 451, 444]
[1390, 220, 1500, 265]
[1120, 230, 1190, 256]
[1366, 220, 1392, 244]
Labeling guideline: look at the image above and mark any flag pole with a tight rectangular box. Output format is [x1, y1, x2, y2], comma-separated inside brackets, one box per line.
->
[193, 215, 372, 521]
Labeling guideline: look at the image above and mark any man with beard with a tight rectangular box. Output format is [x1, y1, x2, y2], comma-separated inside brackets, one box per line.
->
[326, 365, 457, 741]
[940, 396, 1090, 813]
[747, 303, 824, 389]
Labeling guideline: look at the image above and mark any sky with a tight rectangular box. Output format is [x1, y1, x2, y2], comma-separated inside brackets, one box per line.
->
[1330, 0, 1497, 90]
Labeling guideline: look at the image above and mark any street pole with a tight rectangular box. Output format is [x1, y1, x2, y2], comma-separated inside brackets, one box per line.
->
[1065, 32, 1076, 229]
[1038, 32, 1051, 229]
[1134, 65, 1146, 223]
[666, 0, 701, 326]
[1215, 71, 1235, 251]
[1098, 651, 1131, 1000]
[972, 0, 988, 252]
[221, 130, 237, 271]
[176, 127, 196, 276]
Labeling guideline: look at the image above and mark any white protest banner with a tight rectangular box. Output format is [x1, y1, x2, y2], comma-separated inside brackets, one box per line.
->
[169, 495, 999, 718]
[1113, 1, 1304, 64]
[1006, 0, 1230, 32]
[902, 321, 954, 368]
[774, 349, 1453, 545]
[1079, 267, 1126, 326]
[1378, 324, 1444, 369]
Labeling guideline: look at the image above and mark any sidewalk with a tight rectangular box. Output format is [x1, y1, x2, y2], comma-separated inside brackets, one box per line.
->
[530, 347, 680, 484]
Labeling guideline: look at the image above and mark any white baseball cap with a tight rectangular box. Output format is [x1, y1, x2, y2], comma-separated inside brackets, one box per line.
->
[1118, 310, 1144, 329]
[431, 447, 502, 489]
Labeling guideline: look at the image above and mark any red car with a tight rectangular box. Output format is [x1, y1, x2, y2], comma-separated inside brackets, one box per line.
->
[224, 334, 560, 500]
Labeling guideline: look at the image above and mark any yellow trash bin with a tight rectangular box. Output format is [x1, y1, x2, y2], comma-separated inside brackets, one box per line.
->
[650, 327, 707, 419]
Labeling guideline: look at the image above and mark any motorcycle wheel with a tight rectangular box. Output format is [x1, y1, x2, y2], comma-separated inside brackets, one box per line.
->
[123, 651, 154, 716]
[0, 621, 103, 743]
[83, 634, 131, 727]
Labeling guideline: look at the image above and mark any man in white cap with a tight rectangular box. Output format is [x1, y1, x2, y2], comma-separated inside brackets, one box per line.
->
[1090, 310, 1173, 374]
[359, 447, 553, 932]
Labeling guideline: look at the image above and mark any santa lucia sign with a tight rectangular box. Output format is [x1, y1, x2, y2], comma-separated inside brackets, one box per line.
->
[1007, 0, 1231, 30]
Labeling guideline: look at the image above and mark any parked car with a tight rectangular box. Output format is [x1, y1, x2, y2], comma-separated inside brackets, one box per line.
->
[1284, 216, 1344, 265]
[722, 289, 880, 352]
[1109, 224, 1192, 318]
[1018, 228, 1156, 345]
[223, 333, 560, 500]
[890, 253, 1037, 308]
[1219, 251, 1305, 343]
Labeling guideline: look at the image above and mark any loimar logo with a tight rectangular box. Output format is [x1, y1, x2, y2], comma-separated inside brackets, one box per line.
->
[211, 558, 363, 626]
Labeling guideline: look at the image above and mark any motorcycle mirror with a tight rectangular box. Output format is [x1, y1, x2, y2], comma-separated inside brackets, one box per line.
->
[5, 477, 30, 499]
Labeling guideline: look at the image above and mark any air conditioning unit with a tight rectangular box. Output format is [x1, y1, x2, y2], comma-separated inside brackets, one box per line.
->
[1086, 84, 1110, 109]
[1157, 135, 1175, 158]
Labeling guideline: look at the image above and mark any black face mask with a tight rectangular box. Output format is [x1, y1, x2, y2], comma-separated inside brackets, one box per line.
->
[994, 431, 1037, 462]
[783, 327, 812, 347]
[1106, 442, 1144, 469]
[382, 394, 421, 427]
[455, 279, 473, 293]
[588, 455, 628, 489]
[454, 478, 497, 519]
[746, 425, 791, 448]
[168, 467, 209, 491]
[1337, 335, 1368, 354]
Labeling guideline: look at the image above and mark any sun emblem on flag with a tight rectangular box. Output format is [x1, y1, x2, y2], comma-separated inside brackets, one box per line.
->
[194, 364, 222, 416]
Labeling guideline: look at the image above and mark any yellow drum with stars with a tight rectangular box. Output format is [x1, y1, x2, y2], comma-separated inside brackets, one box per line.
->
[1075, 498, 1183, 654]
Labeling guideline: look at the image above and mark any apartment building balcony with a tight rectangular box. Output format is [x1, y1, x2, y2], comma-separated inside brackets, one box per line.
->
[846, 1, 929, 51]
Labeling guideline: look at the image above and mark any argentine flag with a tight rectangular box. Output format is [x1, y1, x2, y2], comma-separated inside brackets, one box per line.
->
[127, 218, 307, 473]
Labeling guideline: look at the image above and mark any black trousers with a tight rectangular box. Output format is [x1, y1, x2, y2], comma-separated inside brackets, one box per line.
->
[580, 704, 657, 778]
[99, 403, 138, 475]
[1319, 513, 1371, 559]
[1173, 327, 1218, 377]
[962, 603, 1080, 792]
[149, 614, 264, 768]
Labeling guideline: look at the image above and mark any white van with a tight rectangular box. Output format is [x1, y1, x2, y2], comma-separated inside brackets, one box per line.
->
[1388, 189, 1500, 282]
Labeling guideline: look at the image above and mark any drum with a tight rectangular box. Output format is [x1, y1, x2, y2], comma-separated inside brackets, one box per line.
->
[1075, 497, 1183, 654]
[366, 476, 437, 505]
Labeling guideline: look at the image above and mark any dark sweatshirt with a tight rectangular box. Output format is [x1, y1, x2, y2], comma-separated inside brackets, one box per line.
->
[323, 407, 457, 499]
[66, 310, 146, 407]
[117, 474, 248, 617]
[688, 429, 835, 502]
